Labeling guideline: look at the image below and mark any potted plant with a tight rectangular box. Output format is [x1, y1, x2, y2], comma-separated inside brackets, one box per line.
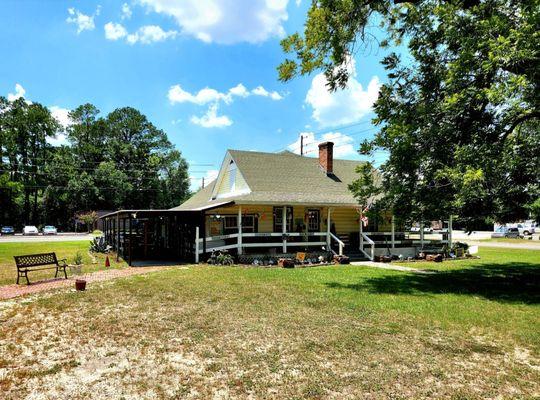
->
[71, 251, 86, 291]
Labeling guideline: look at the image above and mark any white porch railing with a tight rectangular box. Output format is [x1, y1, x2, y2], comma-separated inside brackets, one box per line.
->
[195, 231, 330, 261]
[360, 233, 375, 261]
[193, 228, 450, 263]
[329, 233, 345, 256]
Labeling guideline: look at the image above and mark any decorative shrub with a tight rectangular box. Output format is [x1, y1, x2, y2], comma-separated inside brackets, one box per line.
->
[90, 236, 110, 253]
[73, 251, 84, 266]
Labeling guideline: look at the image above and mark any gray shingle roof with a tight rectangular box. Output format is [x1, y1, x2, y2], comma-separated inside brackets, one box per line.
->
[172, 150, 366, 211]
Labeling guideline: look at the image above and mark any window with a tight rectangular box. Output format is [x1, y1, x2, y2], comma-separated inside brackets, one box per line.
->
[307, 209, 320, 232]
[229, 161, 237, 192]
[273, 206, 293, 232]
[224, 216, 237, 233]
[242, 216, 255, 232]
[223, 215, 256, 234]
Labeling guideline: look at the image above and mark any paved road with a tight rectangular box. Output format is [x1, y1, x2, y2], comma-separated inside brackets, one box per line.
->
[463, 240, 540, 251]
[0, 233, 94, 243]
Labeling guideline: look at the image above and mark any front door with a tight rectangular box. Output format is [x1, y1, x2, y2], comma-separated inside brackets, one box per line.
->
[307, 209, 321, 232]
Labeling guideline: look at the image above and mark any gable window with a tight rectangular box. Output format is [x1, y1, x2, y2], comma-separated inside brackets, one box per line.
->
[229, 161, 237, 192]
[273, 206, 293, 232]
[307, 209, 320, 232]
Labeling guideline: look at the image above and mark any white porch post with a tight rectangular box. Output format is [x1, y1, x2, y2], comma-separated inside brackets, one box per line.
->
[195, 226, 200, 263]
[237, 206, 243, 255]
[448, 215, 453, 248]
[326, 207, 332, 249]
[391, 215, 395, 249]
[420, 220, 425, 249]
[282, 206, 287, 253]
[359, 211, 363, 250]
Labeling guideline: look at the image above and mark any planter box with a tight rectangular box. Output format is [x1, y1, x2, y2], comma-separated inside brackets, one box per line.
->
[333, 255, 350, 264]
[75, 279, 87, 291]
[426, 254, 443, 262]
[278, 258, 295, 268]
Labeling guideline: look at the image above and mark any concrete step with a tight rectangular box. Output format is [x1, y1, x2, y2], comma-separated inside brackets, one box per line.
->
[344, 251, 369, 262]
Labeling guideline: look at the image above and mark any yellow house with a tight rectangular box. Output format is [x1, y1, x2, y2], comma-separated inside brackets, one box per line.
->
[102, 142, 453, 265]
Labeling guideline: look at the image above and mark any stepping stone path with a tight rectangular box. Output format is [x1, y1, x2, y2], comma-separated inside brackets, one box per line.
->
[0, 267, 171, 300]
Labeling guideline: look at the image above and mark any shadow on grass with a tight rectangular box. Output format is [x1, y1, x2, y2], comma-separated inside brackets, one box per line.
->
[326, 262, 540, 304]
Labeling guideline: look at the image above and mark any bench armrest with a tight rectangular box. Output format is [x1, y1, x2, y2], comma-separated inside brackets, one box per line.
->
[57, 259, 68, 266]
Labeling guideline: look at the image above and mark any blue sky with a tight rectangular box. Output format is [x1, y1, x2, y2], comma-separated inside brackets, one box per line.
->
[0, 0, 390, 189]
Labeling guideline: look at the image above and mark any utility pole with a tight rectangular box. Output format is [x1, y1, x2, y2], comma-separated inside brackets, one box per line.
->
[300, 135, 304, 156]
[202, 177, 205, 189]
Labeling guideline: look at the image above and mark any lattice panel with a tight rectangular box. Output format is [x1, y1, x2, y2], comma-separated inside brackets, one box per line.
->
[14, 253, 57, 267]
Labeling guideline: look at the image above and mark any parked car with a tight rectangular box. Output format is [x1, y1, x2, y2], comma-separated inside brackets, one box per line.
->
[516, 223, 535, 236]
[491, 226, 507, 238]
[23, 225, 39, 235]
[1, 226, 15, 235]
[42, 225, 58, 235]
[504, 227, 521, 239]
[410, 226, 433, 233]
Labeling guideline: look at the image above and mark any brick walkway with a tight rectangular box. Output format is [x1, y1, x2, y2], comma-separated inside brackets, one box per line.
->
[0, 267, 172, 300]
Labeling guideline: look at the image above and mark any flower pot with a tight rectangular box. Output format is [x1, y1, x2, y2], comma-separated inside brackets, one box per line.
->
[75, 279, 87, 291]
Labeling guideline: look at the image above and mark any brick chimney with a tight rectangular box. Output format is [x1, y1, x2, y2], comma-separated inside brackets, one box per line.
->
[318, 142, 334, 175]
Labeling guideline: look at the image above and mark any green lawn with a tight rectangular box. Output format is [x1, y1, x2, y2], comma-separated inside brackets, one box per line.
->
[0, 241, 126, 286]
[0, 247, 538, 399]
[397, 246, 540, 271]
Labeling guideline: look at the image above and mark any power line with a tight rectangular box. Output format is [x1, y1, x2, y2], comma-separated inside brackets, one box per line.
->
[299, 127, 379, 155]
[276, 119, 376, 153]
[0, 165, 211, 174]
[1, 155, 214, 167]
[10, 185, 161, 191]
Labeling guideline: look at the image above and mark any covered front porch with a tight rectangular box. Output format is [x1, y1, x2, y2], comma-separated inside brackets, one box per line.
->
[196, 202, 454, 263]
[99, 204, 454, 265]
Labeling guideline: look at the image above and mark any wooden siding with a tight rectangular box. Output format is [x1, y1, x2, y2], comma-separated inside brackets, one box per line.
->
[214, 162, 249, 198]
[204, 204, 365, 236]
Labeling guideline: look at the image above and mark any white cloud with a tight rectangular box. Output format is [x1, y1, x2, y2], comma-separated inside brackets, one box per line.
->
[168, 83, 283, 105]
[190, 169, 219, 191]
[66, 7, 98, 34]
[121, 3, 132, 20]
[305, 60, 380, 127]
[47, 133, 68, 147]
[252, 85, 283, 100]
[288, 131, 357, 158]
[190, 104, 232, 128]
[205, 169, 219, 182]
[168, 85, 230, 105]
[48, 106, 73, 147]
[127, 25, 177, 44]
[104, 22, 128, 40]
[228, 83, 249, 98]
[138, 0, 289, 44]
[7, 83, 26, 101]
[169, 83, 282, 128]
[49, 106, 72, 128]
